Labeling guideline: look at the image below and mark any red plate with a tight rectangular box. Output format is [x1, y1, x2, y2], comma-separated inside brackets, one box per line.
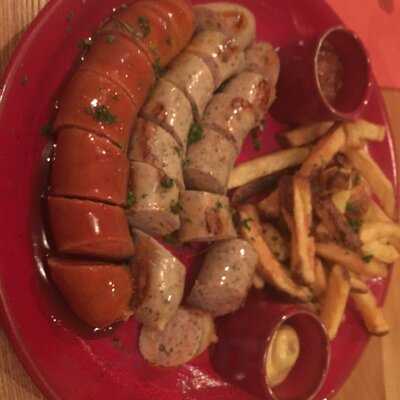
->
[0, 0, 397, 399]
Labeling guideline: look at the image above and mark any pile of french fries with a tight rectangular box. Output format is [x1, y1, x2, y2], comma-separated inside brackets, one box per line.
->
[233, 119, 398, 340]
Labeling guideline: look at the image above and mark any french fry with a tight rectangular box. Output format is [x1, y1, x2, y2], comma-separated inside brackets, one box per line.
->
[362, 240, 400, 264]
[258, 189, 280, 219]
[364, 200, 393, 223]
[351, 290, 389, 336]
[360, 222, 400, 243]
[292, 176, 315, 284]
[238, 204, 312, 302]
[344, 148, 396, 219]
[261, 223, 289, 263]
[312, 258, 328, 298]
[331, 190, 352, 214]
[280, 121, 335, 147]
[228, 147, 310, 189]
[344, 119, 385, 148]
[298, 125, 346, 178]
[315, 242, 388, 278]
[320, 264, 351, 340]
[349, 272, 369, 294]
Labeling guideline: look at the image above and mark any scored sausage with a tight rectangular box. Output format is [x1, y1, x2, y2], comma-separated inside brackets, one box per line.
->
[81, 33, 155, 107]
[187, 30, 245, 88]
[245, 42, 280, 87]
[179, 191, 237, 243]
[127, 161, 180, 236]
[184, 127, 237, 194]
[48, 258, 134, 329]
[203, 71, 272, 150]
[131, 229, 186, 331]
[187, 239, 258, 317]
[139, 307, 216, 367]
[194, 2, 256, 50]
[163, 52, 214, 121]
[50, 128, 129, 205]
[141, 0, 195, 56]
[48, 197, 134, 260]
[54, 69, 136, 150]
[141, 79, 193, 150]
[129, 119, 184, 189]
[102, 2, 174, 67]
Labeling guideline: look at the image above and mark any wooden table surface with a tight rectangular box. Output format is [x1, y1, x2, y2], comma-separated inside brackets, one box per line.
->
[0, 1, 399, 399]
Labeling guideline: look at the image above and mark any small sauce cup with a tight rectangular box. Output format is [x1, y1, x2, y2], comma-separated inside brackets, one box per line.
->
[271, 26, 372, 124]
[212, 291, 330, 399]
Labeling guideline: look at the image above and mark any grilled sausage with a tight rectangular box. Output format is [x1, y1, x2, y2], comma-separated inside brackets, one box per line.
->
[203, 71, 272, 150]
[129, 119, 184, 189]
[48, 258, 134, 329]
[179, 191, 237, 243]
[163, 52, 214, 121]
[139, 307, 216, 367]
[48, 197, 134, 260]
[194, 2, 256, 50]
[141, 79, 193, 150]
[127, 161, 180, 236]
[184, 127, 237, 194]
[54, 69, 136, 150]
[187, 30, 245, 88]
[81, 33, 155, 107]
[50, 128, 129, 205]
[245, 41, 280, 87]
[131, 229, 186, 331]
[187, 239, 258, 316]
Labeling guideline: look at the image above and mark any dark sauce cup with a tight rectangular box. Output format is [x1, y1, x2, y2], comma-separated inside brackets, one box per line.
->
[212, 291, 330, 400]
[270, 26, 372, 124]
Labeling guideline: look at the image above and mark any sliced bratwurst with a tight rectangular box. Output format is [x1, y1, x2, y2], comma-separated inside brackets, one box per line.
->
[47, 197, 134, 260]
[50, 128, 129, 206]
[131, 229, 186, 331]
[163, 52, 214, 121]
[179, 191, 237, 243]
[141, 79, 193, 151]
[127, 161, 180, 236]
[187, 239, 258, 316]
[187, 30, 245, 88]
[184, 127, 237, 194]
[194, 2, 256, 51]
[139, 307, 216, 367]
[129, 119, 184, 189]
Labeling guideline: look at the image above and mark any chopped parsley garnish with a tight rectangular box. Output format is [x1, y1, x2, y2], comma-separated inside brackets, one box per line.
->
[251, 130, 261, 151]
[348, 218, 362, 233]
[163, 232, 179, 245]
[170, 200, 182, 215]
[41, 122, 53, 136]
[137, 16, 151, 38]
[345, 202, 358, 214]
[241, 218, 253, 231]
[85, 105, 117, 125]
[188, 123, 203, 146]
[215, 201, 223, 210]
[173, 146, 182, 157]
[106, 34, 116, 43]
[126, 191, 136, 208]
[161, 176, 174, 189]
[362, 254, 373, 263]
[78, 37, 92, 51]
[153, 58, 164, 79]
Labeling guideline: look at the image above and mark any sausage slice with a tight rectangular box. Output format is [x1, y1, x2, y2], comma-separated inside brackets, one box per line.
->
[139, 307, 216, 367]
[194, 2, 256, 50]
[127, 161, 180, 236]
[141, 79, 193, 150]
[179, 191, 237, 243]
[187, 239, 258, 316]
[54, 69, 136, 150]
[48, 258, 134, 329]
[48, 197, 134, 260]
[163, 52, 214, 121]
[50, 128, 129, 205]
[129, 119, 184, 189]
[131, 229, 186, 331]
[184, 127, 237, 194]
[187, 31, 245, 88]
